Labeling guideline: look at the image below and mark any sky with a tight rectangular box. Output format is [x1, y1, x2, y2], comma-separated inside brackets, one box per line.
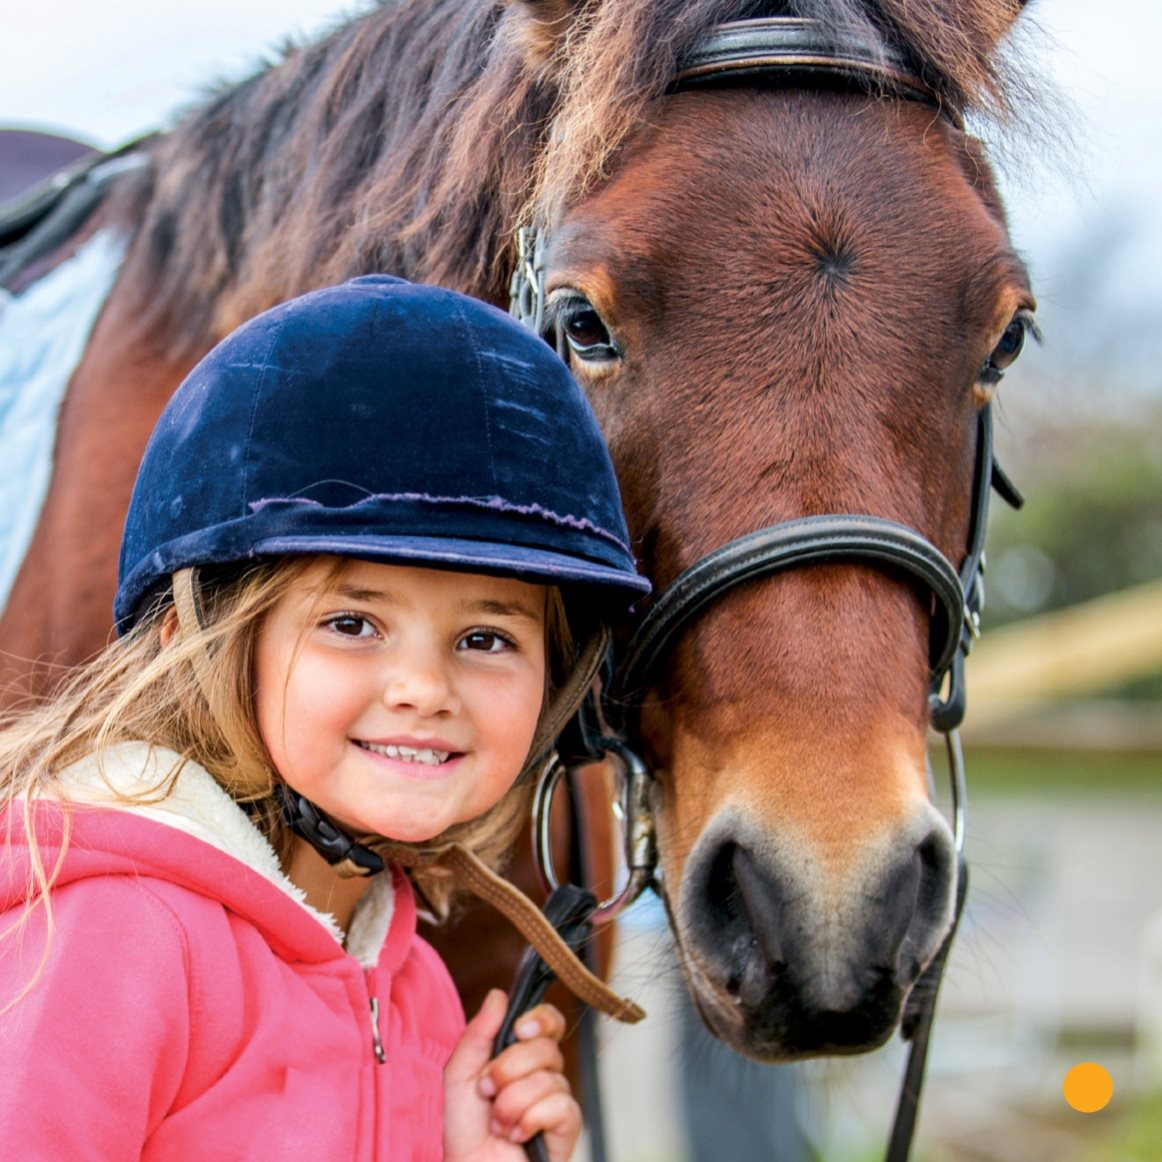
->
[1, 0, 1159, 373]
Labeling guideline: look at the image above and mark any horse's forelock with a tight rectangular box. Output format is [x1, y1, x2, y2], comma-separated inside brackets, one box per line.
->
[117, 0, 1037, 355]
[528, 0, 1036, 227]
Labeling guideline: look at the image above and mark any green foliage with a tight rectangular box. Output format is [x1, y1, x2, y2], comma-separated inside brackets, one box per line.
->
[984, 412, 1162, 629]
[962, 748, 1162, 794]
[1080, 1089, 1162, 1162]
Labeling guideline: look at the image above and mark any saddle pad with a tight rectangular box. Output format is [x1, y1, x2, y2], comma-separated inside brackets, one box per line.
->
[0, 230, 127, 613]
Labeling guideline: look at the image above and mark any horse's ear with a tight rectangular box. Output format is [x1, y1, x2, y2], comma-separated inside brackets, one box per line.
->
[501, 0, 587, 66]
[994, 0, 1033, 40]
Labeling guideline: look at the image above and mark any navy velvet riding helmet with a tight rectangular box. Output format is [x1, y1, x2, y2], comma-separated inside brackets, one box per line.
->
[114, 275, 649, 629]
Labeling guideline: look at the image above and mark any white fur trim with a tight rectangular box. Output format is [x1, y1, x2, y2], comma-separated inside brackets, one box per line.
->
[55, 743, 395, 963]
[345, 875, 397, 969]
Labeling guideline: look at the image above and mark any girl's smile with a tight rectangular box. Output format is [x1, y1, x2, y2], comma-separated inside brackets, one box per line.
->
[255, 558, 548, 844]
[353, 739, 459, 770]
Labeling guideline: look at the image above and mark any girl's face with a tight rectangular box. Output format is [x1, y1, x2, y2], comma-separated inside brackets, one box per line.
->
[255, 559, 547, 843]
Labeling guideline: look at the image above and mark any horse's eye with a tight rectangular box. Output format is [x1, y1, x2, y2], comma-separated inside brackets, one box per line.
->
[553, 295, 620, 366]
[978, 311, 1034, 386]
[564, 308, 609, 349]
[992, 317, 1027, 368]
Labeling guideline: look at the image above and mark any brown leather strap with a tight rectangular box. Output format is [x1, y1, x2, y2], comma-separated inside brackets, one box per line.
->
[394, 842, 645, 1024]
[172, 567, 205, 632]
[172, 567, 216, 701]
[525, 625, 610, 768]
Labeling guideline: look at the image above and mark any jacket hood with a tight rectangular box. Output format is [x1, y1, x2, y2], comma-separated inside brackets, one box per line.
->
[0, 743, 402, 970]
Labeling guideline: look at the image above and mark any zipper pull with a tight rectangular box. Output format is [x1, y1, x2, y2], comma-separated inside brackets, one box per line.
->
[369, 996, 386, 1064]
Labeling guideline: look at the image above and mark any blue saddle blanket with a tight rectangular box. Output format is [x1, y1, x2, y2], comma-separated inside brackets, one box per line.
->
[0, 230, 126, 612]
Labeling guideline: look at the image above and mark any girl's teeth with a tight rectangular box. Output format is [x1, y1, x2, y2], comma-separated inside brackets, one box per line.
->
[360, 741, 450, 765]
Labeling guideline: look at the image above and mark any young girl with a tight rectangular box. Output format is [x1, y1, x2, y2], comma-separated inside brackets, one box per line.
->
[0, 276, 650, 1160]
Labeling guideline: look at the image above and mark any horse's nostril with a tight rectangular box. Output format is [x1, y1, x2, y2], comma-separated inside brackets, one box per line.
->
[894, 826, 956, 977]
[726, 968, 742, 998]
[731, 846, 788, 971]
[692, 845, 794, 1008]
[680, 813, 958, 1056]
[706, 840, 744, 922]
[917, 832, 943, 874]
[695, 840, 789, 1004]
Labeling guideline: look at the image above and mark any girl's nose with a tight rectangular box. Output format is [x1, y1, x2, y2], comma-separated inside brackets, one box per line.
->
[382, 644, 458, 716]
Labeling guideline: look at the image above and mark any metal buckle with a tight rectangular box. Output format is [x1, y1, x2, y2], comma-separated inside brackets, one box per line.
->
[508, 226, 547, 337]
[531, 739, 657, 924]
[942, 728, 967, 858]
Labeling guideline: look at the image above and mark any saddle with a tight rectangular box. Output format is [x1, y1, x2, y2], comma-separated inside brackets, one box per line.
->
[0, 133, 152, 291]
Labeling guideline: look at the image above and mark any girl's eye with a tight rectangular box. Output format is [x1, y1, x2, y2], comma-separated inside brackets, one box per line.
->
[326, 614, 376, 638]
[458, 630, 513, 654]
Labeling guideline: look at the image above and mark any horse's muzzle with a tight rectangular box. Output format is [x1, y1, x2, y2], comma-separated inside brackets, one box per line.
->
[675, 808, 955, 1060]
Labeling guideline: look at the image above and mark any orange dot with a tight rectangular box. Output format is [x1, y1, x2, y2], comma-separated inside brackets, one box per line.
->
[1062, 1062, 1113, 1113]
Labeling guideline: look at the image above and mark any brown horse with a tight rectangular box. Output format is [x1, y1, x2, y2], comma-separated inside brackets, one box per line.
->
[0, 0, 1039, 1064]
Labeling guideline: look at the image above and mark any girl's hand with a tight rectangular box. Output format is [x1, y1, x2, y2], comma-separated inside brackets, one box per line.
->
[444, 989, 581, 1162]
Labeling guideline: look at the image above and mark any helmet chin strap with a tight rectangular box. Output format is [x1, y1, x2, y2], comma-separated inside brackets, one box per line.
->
[525, 626, 611, 778]
[276, 785, 387, 877]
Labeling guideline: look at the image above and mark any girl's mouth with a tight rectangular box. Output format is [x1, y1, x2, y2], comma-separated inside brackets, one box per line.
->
[354, 740, 454, 766]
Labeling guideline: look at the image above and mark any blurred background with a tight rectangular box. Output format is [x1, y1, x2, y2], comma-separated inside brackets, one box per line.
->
[3, 2, 1159, 1159]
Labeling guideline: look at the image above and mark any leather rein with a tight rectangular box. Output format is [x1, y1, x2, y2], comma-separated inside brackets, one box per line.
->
[511, 17, 1023, 1162]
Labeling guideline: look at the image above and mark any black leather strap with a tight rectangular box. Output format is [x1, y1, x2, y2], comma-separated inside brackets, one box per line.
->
[930, 404, 1023, 732]
[0, 146, 150, 290]
[886, 857, 969, 1161]
[673, 17, 954, 121]
[493, 885, 598, 1162]
[613, 514, 964, 705]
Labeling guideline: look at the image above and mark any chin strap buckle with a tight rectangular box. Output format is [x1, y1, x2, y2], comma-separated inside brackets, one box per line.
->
[277, 786, 385, 877]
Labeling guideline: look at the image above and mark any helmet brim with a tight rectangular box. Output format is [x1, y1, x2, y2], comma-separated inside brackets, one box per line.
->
[251, 533, 651, 603]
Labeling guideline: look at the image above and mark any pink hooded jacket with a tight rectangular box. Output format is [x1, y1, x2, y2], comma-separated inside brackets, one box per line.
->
[0, 743, 466, 1159]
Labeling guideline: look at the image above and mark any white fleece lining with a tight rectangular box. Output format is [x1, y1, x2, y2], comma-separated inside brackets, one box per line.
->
[53, 742, 395, 968]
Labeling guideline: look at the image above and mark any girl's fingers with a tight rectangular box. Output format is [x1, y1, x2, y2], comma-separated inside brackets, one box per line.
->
[459, 1000, 579, 1159]
[478, 1035, 565, 1098]
[446, 988, 508, 1086]
[489, 1067, 570, 1129]
[521, 1091, 581, 1158]
[510, 1002, 567, 1043]
[475, 1001, 566, 1095]
[488, 1075, 579, 1146]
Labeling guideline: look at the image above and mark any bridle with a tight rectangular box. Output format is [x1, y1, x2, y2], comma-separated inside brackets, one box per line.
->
[512, 17, 1023, 1162]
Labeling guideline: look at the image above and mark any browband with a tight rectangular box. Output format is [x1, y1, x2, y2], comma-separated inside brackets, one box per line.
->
[672, 17, 958, 125]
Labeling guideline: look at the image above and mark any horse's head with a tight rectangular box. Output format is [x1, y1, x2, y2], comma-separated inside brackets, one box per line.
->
[516, 2, 1036, 1060]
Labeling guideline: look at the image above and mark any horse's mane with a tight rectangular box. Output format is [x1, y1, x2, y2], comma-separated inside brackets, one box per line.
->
[110, 0, 1034, 355]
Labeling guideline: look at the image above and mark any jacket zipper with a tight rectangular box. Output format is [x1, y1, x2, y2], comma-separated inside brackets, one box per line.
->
[364, 972, 385, 1158]
[368, 995, 386, 1064]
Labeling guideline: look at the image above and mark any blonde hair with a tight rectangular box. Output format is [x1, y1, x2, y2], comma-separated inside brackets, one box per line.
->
[0, 555, 581, 947]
